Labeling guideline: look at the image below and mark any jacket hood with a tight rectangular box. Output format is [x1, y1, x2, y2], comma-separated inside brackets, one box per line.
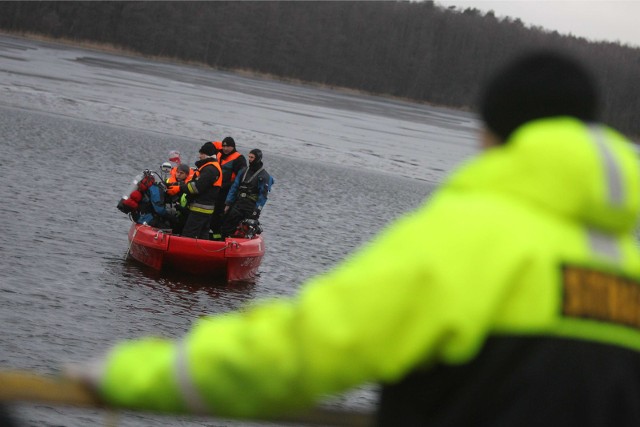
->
[446, 117, 640, 234]
[195, 156, 217, 168]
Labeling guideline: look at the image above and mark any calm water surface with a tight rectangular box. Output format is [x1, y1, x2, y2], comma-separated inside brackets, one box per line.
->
[0, 35, 478, 426]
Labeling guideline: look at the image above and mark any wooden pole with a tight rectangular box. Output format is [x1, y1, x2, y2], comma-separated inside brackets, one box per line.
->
[0, 370, 373, 426]
[0, 370, 101, 407]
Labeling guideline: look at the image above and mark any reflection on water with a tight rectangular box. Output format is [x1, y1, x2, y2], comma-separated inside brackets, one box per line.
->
[121, 259, 260, 311]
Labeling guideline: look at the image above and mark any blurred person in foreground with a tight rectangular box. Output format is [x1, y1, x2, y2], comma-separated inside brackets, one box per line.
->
[67, 50, 640, 425]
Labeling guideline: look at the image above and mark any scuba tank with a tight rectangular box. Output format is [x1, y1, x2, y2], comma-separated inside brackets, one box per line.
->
[122, 173, 143, 200]
[117, 171, 156, 214]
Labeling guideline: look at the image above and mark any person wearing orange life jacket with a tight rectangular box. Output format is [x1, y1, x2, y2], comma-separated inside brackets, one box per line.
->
[178, 142, 222, 239]
[165, 152, 194, 229]
[166, 164, 193, 234]
[166, 160, 194, 190]
[166, 150, 194, 183]
[203, 140, 223, 157]
[210, 136, 247, 237]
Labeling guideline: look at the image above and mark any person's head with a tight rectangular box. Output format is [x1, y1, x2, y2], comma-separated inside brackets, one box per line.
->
[168, 150, 181, 167]
[199, 142, 216, 160]
[478, 50, 600, 147]
[221, 136, 236, 155]
[249, 148, 263, 165]
[176, 163, 190, 181]
[161, 162, 172, 174]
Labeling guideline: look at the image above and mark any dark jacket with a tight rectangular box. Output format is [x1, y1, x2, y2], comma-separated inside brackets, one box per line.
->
[136, 183, 171, 227]
[219, 150, 247, 193]
[181, 156, 222, 214]
[225, 162, 274, 212]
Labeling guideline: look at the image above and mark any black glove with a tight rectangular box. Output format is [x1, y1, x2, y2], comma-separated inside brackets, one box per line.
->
[117, 199, 131, 214]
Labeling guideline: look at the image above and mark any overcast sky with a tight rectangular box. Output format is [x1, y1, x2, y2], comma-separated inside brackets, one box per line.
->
[436, 1, 640, 48]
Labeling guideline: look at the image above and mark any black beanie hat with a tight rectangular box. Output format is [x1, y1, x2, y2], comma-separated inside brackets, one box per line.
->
[222, 136, 236, 148]
[199, 142, 216, 156]
[177, 164, 191, 174]
[479, 50, 599, 142]
[250, 148, 263, 162]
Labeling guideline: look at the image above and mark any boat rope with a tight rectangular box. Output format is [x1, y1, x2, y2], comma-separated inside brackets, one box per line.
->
[124, 225, 143, 260]
[195, 239, 238, 253]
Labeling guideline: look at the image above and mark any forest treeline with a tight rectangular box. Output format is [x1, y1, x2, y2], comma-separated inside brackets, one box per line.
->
[1, 1, 638, 137]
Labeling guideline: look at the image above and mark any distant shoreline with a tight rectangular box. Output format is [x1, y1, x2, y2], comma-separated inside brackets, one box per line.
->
[3, 30, 636, 143]
[0, 30, 451, 111]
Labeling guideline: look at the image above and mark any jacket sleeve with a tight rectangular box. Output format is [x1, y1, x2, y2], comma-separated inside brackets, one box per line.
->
[150, 185, 167, 216]
[225, 170, 243, 205]
[99, 190, 530, 416]
[187, 164, 218, 195]
[234, 156, 247, 175]
[255, 174, 274, 210]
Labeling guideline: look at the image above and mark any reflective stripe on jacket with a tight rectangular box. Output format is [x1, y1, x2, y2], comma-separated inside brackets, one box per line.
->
[99, 118, 640, 420]
[183, 159, 222, 213]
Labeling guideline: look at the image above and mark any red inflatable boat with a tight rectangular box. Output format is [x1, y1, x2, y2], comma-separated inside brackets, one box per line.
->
[126, 223, 265, 282]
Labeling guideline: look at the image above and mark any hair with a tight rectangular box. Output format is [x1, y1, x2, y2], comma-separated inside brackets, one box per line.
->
[478, 50, 600, 142]
[199, 142, 216, 156]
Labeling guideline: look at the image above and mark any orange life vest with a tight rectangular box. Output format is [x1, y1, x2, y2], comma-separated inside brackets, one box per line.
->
[194, 161, 223, 188]
[166, 167, 195, 196]
[219, 151, 242, 183]
[167, 167, 195, 183]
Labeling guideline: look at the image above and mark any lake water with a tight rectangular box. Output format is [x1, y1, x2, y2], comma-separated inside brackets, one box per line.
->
[0, 34, 480, 426]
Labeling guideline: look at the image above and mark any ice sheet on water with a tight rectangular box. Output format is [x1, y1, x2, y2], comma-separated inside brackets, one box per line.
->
[0, 34, 480, 183]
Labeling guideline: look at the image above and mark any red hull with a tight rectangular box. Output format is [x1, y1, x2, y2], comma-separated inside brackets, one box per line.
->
[127, 223, 264, 282]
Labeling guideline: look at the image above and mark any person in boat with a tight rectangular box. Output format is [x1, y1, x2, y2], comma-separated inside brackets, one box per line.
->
[210, 136, 247, 239]
[200, 139, 224, 158]
[134, 174, 175, 229]
[220, 148, 274, 238]
[166, 150, 195, 183]
[166, 163, 192, 234]
[115, 171, 176, 229]
[67, 51, 640, 425]
[177, 142, 222, 239]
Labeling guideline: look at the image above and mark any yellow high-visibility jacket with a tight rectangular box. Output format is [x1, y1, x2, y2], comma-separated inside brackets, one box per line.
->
[99, 117, 640, 424]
